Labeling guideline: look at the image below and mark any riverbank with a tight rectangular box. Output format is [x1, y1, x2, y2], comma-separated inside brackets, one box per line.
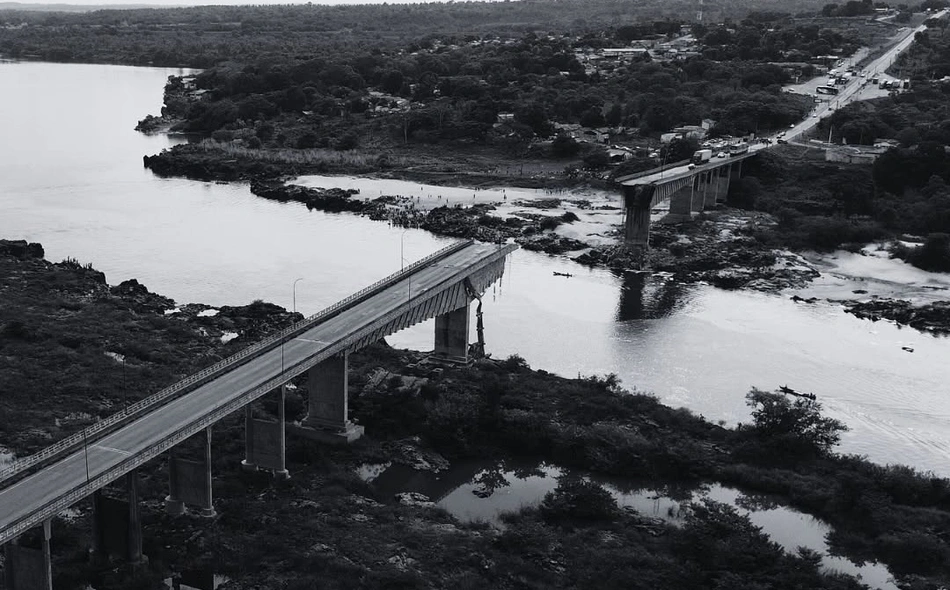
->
[2, 240, 950, 589]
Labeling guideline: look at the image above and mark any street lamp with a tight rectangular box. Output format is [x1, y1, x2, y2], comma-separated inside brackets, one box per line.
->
[400, 228, 410, 271]
[400, 228, 412, 300]
[292, 277, 304, 316]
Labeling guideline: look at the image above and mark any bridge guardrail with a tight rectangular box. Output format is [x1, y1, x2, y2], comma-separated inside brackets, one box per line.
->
[0, 239, 473, 485]
[614, 159, 691, 184]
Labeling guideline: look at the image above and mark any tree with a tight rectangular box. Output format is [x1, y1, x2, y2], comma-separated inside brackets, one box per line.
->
[744, 388, 848, 455]
[551, 133, 581, 157]
[380, 69, 404, 95]
[906, 233, 950, 271]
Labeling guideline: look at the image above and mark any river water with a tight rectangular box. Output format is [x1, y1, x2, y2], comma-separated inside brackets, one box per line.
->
[2, 61, 949, 475]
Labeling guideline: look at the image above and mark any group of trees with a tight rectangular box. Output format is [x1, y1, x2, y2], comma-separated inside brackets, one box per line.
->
[156, 28, 812, 151]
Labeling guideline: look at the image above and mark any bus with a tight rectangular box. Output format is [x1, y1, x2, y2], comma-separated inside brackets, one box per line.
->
[729, 142, 750, 156]
[816, 85, 840, 95]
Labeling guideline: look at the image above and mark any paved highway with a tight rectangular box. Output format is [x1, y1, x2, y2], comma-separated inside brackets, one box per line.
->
[0, 241, 511, 543]
[781, 9, 947, 143]
[627, 11, 947, 190]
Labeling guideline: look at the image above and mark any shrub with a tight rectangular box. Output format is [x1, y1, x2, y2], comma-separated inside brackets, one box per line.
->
[539, 477, 619, 523]
[744, 388, 848, 456]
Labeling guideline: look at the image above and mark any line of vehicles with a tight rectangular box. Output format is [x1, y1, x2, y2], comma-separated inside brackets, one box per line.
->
[690, 142, 749, 165]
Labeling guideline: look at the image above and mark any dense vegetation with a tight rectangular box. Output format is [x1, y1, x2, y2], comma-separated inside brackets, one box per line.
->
[0, 0, 862, 67]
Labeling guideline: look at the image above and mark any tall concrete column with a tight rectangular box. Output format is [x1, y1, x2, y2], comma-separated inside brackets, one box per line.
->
[690, 173, 706, 212]
[126, 471, 143, 564]
[90, 470, 145, 565]
[623, 184, 653, 248]
[434, 302, 470, 362]
[200, 427, 215, 518]
[666, 184, 693, 223]
[4, 522, 53, 590]
[242, 387, 290, 477]
[704, 169, 720, 209]
[90, 490, 105, 564]
[165, 448, 184, 516]
[240, 405, 257, 472]
[165, 429, 215, 517]
[291, 353, 363, 443]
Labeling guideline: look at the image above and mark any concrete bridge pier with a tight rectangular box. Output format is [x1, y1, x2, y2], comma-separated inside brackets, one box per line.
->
[291, 352, 364, 444]
[3, 520, 52, 590]
[241, 386, 289, 478]
[90, 470, 145, 567]
[717, 165, 733, 203]
[691, 172, 709, 213]
[622, 184, 653, 248]
[165, 427, 215, 517]
[432, 302, 470, 364]
[666, 183, 694, 223]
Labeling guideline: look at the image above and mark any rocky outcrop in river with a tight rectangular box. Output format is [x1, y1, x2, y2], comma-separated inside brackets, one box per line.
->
[843, 299, 950, 335]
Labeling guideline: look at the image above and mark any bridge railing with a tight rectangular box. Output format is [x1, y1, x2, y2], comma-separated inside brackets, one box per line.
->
[0, 239, 473, 485]
[614, 159, 690, 184]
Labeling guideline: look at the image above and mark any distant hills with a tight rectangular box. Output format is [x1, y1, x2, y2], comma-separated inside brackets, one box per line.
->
[0, 2, 156, 11]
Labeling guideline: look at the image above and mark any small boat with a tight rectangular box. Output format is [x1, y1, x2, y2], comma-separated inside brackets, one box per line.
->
[553, 271, 573, 278]
[779, 385, 816, 400]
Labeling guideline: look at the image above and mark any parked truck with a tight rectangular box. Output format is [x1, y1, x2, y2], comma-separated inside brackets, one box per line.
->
[691, 149, 713, 165]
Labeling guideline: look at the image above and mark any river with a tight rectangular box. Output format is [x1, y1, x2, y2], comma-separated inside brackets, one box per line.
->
[2, 61, 949, 476]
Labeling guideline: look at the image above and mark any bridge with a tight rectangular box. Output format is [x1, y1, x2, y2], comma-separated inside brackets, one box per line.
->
[0, 239, 516, 589]
[615, 149, 760, 248]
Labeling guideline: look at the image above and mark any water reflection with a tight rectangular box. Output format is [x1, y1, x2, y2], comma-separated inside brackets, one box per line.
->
[360, 460, 898, 590]
[616, 271, 689, 321]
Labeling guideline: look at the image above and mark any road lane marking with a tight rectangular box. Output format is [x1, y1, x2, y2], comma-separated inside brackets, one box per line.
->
[93, 445, 132, 457]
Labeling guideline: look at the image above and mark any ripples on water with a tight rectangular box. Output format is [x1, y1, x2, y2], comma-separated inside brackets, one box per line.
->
[1, 61, 950, 475]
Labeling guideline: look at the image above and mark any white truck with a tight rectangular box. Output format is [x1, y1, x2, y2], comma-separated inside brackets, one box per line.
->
[691, 149, 713, 165]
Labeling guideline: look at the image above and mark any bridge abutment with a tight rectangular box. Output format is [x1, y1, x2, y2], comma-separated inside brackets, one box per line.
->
[432, 303, 471, 364]
[241, 386, 289, 478]
[165, 428, 215, 517]
[2, 521, 52, 590]
[290, 353, 364, 444]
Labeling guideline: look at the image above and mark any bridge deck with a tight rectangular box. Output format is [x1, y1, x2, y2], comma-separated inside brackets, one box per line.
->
[0, 241, 514, 544]
[618, 150, 758, 187]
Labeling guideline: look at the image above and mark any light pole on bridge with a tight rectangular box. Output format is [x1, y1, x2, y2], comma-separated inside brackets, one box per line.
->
[292, 277, 304, 316]
[282, 278, 304, 376]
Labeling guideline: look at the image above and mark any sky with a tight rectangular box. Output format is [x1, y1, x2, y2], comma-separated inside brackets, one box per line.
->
[2, 0, 484, 7]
